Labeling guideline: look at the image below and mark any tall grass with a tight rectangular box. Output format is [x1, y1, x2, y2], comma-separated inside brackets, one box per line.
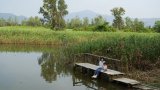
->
[67, 32, 160, 69]
[0, 26, 103, 45]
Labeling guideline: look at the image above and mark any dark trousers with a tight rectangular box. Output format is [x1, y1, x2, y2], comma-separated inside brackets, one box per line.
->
[94, 67, 103, 76]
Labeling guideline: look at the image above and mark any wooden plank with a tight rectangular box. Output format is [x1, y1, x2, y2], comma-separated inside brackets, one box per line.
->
[133, 85, 156, 90]
[113, 78, 140, 85]
[75, 63, 124, 76]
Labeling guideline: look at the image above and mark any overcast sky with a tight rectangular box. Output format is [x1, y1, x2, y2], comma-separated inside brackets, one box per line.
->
[0, 0, 160, 18]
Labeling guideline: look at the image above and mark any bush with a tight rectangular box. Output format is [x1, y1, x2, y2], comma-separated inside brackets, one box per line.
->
[154, 21, 160, 33]
[94, 25, 107, 31]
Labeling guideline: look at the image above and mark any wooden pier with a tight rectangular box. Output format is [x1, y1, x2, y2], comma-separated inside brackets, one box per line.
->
[74, 63, 157, 90]
[113, 78, 140, 85]
[74, 53, 159, 90]
[75, 63, 124, 76]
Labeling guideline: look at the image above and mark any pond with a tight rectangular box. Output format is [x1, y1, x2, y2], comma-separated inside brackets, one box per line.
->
[0, 45, 129, 90]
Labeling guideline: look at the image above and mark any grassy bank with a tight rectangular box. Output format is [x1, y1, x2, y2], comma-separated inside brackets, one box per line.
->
[0, 26, 104, 45]
[0, 26, 65, 45]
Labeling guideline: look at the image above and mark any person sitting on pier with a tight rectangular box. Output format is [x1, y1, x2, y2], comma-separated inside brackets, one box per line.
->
[99, 58, 105, 68]
[92, 62, 107, 78]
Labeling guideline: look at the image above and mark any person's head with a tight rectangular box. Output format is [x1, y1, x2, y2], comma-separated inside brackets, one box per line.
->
[101, 58, 104, 61]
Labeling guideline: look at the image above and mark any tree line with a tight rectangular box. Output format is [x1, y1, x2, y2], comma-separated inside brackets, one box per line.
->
[0, 16, 42, 27]
[0, 17, 18, 26]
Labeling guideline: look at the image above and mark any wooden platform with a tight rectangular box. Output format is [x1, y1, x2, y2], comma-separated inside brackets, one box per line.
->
[113, 78, 140, 85]
[74, 63, 158, 89]
[75, 63, 124, 76]
[133, 85, 155, 90]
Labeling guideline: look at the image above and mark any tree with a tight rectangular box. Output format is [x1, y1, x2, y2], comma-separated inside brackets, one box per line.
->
[13, 17, 18, 26]
[154, 20, 160, 32]
[111, 7, 125, 30]
[133, 18, 145, 32]
[0, 18, 6, 27]
[92, 15, 106, 26]
[39, 0, 68, 30]
[69, 16, 82, 29]
[82, 17, 89, 30]
[5, 17, 18, 26]
[0, 17, 18, 26]
[57, 0, 68, 29]
[125, 17, 133, 30]
[22, 16, 42, 26]
[124, 17, 145, 32]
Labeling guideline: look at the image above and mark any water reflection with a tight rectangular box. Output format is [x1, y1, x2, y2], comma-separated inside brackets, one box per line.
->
[38, 52, 73, 83]
[38, 52, 127, 90]
[72, 71, 127, 90]
[38, 53, 57, 83]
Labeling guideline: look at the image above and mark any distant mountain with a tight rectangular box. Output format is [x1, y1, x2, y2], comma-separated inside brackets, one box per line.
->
[0, 13, 26, 23]
[65, 10, 160, 26]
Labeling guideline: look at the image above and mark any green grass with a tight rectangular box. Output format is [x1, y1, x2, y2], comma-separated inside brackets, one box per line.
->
[68, 32, 160, 64]
[0, 26, 104, 45]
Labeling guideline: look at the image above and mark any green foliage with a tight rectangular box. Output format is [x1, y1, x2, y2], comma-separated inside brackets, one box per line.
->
[125, 17, 133, 30]
[67, 16, 82, 29]
[82, 17, 89, 30]
[94, 25, 107, 31]
[66, 15, 114, 32]
[39, 0, 68, 30]
[0, 17, 18, 27]
[22, 16, 42, 26]
[0, 18, 6, 26]
[133, 18, 145, 32]
[57, 0, 68, 29]
[154, 20, 160, 32]
[111, 7, 125, 30]
[124, 17, 147, 32]
[92, 15, 106, 26]
[93, 22, 116, 32]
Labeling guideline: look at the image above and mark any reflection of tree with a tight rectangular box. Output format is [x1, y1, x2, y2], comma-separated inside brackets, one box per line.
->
[38, 52, 73, 83]
[38, 53, 57, 83]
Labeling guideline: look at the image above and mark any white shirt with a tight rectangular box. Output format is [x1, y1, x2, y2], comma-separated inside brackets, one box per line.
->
[99, 60, 105, 68]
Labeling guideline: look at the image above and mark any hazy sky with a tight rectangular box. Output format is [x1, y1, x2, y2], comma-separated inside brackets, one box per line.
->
[0, 0, 160, 18]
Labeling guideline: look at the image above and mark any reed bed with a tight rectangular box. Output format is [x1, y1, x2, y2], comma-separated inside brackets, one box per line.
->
[67, 32, 160, 69]
[0, 26, 102, 45]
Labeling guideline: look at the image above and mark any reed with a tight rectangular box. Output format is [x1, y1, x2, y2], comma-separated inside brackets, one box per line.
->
[67, 32, 160, 68]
